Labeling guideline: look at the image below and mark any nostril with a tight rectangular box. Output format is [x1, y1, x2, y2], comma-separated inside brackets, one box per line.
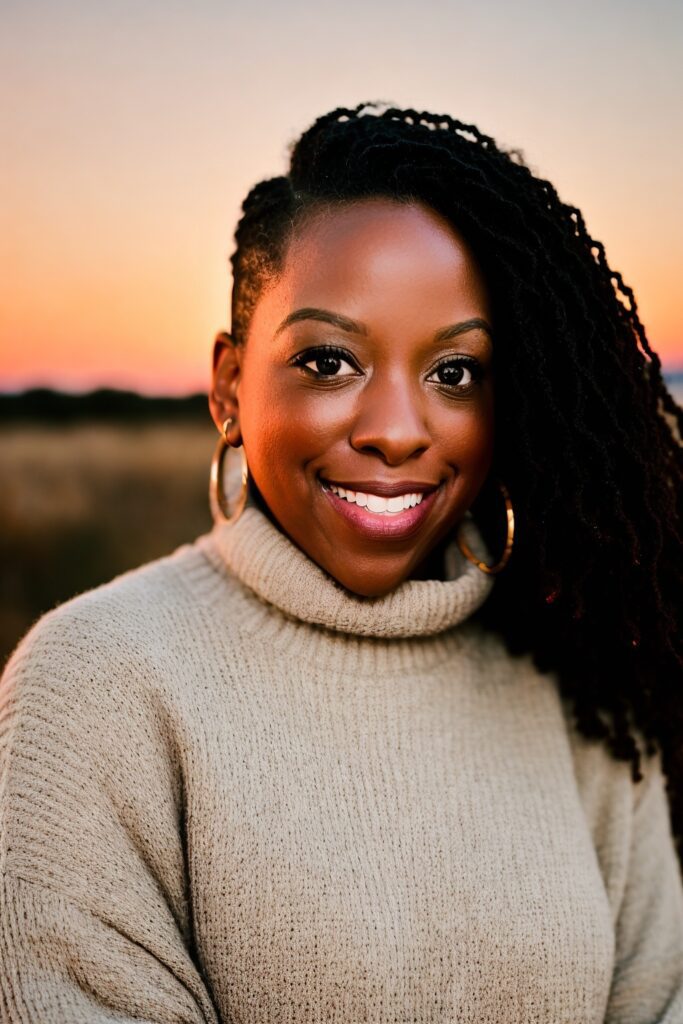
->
[352, 440, 430, 464]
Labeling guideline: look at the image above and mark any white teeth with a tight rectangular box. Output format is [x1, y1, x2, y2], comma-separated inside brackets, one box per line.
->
[326, 482, 428, 515]
[366, 494, 388, 513]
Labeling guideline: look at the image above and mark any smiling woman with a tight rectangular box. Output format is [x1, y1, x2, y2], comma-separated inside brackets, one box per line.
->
[1, 102, 682, 1024]
[211, 200, 496, 595]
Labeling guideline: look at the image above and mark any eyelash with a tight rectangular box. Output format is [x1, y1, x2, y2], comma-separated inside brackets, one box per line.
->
[290, 345, 483, 390]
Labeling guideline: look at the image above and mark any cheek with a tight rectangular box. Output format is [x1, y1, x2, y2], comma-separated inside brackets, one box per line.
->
[436, 395, 494, 457]
[434, 397, 495, 494]
[240, 388, 292, 481]
[238, 360, 349, 485]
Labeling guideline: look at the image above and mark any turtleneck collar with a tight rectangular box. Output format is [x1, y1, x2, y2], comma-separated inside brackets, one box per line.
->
[200, 485, 495, 641]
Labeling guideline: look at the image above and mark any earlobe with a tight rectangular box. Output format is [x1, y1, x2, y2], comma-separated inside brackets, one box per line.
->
[209, 331, 242, 442]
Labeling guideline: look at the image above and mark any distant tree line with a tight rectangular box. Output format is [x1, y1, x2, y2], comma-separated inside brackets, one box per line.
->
[0, 389, 210, 423]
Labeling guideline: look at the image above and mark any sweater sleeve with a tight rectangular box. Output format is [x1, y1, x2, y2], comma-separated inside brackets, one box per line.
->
[604, 750, 683, 1024]
[0, 604, 221, 1024]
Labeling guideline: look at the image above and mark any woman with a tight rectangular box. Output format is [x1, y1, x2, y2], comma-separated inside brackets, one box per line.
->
[1, 102, 682, 1022]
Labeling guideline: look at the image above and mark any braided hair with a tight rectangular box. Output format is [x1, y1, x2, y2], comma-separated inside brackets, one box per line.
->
[228, 101, 683, 864]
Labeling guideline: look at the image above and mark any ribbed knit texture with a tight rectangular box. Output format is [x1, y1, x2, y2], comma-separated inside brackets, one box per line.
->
[1, 490, 682, 1023]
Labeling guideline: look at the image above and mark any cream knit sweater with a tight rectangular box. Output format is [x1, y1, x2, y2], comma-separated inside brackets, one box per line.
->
[1, 492, 682, 1023]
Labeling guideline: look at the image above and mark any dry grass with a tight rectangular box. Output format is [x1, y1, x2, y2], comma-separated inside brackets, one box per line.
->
[0, 421, 217, 667]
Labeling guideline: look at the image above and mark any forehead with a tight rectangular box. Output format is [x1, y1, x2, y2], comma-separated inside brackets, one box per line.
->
[245, 198, 493, 349]
[290, 194, 479, 272]
[264, 198, 491, 323]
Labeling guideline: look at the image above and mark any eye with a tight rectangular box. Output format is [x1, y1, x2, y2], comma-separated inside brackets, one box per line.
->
[426, 356, 482, 389]
[291, 345, 360, 378]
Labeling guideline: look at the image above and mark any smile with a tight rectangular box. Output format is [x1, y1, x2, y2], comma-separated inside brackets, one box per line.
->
[319, 478, 441, 540]
[325, 482, 425, 515]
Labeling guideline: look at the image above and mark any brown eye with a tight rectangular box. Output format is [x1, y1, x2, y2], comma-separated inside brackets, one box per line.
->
[292, 346, 359, 378]
[427, 357, 481, 389]
[306, 354, 352, 376]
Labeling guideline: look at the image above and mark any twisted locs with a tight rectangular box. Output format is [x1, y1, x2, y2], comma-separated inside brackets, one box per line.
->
[227, 101, 683, 866]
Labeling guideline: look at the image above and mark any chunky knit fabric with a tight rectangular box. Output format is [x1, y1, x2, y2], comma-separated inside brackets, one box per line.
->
[1, 490, 682, 1023]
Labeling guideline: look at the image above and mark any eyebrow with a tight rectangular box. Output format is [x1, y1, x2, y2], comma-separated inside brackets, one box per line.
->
[432, 317, 493, 343]
[274, 307, 368, 337]
[274, 307, 492, 343]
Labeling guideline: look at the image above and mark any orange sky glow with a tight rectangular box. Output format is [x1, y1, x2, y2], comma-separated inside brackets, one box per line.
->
[2, 0, 682, 395]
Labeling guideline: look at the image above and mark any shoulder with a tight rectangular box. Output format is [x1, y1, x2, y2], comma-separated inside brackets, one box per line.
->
[558, 698, 677, 912]
[0, 535, 238, 842]
[560, 699, 657, 827]
[468, 633, 662, 883]
[0, 532, 238, 709]
[0, 542, 227, 901]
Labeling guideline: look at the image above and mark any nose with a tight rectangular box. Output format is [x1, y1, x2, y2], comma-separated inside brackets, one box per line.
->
[349, 370, 431, 466]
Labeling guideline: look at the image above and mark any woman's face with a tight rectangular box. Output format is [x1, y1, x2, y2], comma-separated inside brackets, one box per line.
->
[211, 198, 495, 597]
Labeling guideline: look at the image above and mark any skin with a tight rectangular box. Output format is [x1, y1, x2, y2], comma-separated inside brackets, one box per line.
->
[210, 198, 495, 598]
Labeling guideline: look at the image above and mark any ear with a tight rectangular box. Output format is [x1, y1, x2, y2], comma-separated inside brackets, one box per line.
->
[208, 331, 243, 445]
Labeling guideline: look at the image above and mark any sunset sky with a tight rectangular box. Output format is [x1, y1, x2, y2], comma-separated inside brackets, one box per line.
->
[2, 0, 682, 395]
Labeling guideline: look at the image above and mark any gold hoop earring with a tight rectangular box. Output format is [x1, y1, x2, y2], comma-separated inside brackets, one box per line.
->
[209, 417, 249, 524]
[455, 480, 514, 575]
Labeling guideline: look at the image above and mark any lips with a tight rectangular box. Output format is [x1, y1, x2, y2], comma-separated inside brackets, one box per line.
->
[319, 476, 442, 540]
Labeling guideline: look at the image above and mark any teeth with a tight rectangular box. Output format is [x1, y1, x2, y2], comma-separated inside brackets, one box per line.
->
[366, 494, 388, 513]
[326, 482, 426, 515]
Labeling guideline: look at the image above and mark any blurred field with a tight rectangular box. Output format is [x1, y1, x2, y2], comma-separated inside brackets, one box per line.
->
[0, 418, 217, 668]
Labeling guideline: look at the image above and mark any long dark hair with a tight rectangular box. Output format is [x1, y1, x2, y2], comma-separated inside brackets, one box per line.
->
[228, 101, 683, 861]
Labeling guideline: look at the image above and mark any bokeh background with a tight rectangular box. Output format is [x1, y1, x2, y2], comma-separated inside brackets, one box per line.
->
[2, 0, 682, 666]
